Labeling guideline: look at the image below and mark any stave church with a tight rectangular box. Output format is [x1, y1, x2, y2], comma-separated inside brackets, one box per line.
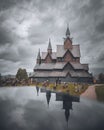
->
[31, 27, 93, 83]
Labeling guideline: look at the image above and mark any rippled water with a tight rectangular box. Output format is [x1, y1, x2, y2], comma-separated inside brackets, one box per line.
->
[0, 86, 104, 130]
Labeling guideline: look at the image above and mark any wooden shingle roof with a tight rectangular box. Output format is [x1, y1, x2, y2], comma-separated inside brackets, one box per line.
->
[34, 62, 88, 70]
[41, 52, 56, 59]
[56, 45, 80, 58]
[32, 70, 91, 78]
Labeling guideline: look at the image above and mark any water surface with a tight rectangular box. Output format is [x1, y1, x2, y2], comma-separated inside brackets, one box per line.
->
[0, 86, 104, 130]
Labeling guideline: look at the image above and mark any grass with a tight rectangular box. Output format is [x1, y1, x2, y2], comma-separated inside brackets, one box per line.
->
[35, 82, 89, 96]
[95, 85, 104, 102]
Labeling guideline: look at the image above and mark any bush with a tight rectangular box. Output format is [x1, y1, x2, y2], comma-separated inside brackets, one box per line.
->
[95, 85, 104, 102]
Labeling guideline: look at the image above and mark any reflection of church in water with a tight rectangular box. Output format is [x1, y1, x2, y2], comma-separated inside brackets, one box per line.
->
[36, 86, 80, 127]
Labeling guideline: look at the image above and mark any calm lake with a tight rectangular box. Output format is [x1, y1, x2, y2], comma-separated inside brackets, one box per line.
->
[0, 86, 104, 130]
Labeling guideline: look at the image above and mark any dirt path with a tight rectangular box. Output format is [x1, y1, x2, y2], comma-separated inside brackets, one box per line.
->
[81, 85, 97, 100]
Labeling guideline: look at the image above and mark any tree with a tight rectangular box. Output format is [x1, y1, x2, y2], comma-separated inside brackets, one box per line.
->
[16, 68, 28, 81]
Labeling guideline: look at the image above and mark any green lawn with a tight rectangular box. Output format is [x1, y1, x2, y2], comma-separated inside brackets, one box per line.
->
[36, 82, 89, 96]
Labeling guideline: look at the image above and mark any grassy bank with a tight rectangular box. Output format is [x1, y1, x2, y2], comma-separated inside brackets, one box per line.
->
[35, 82, 89, 96]
[95, 85, 104, 102]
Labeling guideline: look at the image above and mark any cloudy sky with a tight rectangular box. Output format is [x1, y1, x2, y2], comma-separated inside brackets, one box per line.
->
[0, 0, 104, 75]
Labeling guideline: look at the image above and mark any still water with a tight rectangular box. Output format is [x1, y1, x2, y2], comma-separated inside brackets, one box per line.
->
[0, 86, 104, 130]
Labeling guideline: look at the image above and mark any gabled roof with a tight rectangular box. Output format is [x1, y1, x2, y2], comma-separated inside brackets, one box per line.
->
[41, 44, 80, 60]
[71, 45, 80, 57]
[56, 45, 80, 58]
[34, 63, 55, 70]
[33, 71, 67, 77]
[82, 64, 89, 70]
[41, 52, 56, 59]
[70, 62, 84, 69]
[54, 62, 66, 69]
[34, 62, 88, 70]
[70, 70, 92, 77]
[32, 70, 92, 78]
[34, 63, 65, 70]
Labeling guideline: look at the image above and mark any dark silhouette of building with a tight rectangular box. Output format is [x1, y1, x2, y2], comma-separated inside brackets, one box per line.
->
[39, 87, 80, 127]
[56, 92, 80, 127]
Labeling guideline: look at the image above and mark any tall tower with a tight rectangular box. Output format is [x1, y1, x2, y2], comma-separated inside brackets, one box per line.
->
[37, 49, 41, 64]
[47, 38, 52, 54]
[64, 26, 72, 49]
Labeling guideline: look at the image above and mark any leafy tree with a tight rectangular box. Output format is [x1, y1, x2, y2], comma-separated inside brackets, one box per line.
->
[16, 68, 28, 81]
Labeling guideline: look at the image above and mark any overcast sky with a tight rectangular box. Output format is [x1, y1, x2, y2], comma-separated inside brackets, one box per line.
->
[0, 0, 104, 75]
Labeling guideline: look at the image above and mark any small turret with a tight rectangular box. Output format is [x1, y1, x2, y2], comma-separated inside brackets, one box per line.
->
[66, 26, 70, 38]
[47, 38, 52, 54]
[37, 49, 41, 64]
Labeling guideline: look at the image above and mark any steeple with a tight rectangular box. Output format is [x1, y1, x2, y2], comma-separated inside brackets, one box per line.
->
[64, 25, 72, 49]
[47, 38, 52, 54]
[66, 25, 70, 37]
[37, 49, 41, 64]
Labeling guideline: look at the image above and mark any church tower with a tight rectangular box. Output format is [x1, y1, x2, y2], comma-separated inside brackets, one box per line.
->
[47, 38, 52, 54]
[64, 26, 72, 49]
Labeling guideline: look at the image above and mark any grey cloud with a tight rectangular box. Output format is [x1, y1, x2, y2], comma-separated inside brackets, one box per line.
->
[0, 43, 34, 62]
[96, 21, 104, 33]
[0, 26, 13, 45]
[0, 51, 20, 62]
[97, 52, 104, 63]
[0, 0, 104, 74]
[81, 0, 104, 14]
[0, 0, 22, 10]
[0, 41, 35, 74]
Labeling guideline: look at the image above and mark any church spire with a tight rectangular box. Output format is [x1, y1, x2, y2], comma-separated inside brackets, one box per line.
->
[47, 38, 52, 54]
[66, 25, 70, 37]
[37, 49, 41, 64]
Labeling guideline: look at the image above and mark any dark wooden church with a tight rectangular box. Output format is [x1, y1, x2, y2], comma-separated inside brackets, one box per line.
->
[31, 27, 93, 83]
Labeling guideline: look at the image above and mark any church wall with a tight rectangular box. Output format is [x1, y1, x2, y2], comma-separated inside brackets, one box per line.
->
[64, 39, 72, 49]
[33, 76, 93, 83]
[45, 54, 52, 63]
